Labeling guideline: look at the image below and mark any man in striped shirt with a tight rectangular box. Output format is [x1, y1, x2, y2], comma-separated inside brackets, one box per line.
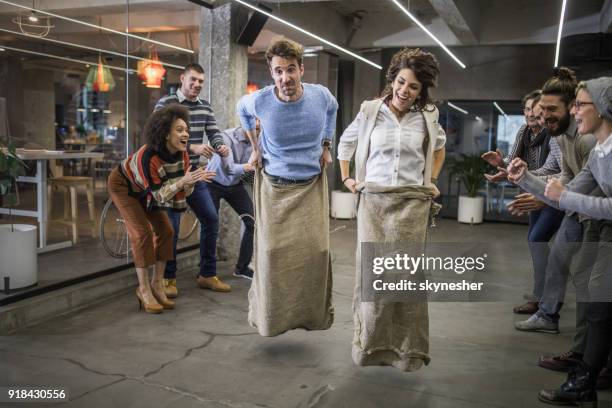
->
[155, 63, 232, 296]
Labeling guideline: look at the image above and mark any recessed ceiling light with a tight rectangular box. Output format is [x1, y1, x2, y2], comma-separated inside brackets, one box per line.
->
[232, 0, 382, 70]
[390, 0, 466, 69]
[554, 0, 568, 67]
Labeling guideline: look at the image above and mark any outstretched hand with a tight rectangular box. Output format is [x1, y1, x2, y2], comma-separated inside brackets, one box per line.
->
[481, 149, 504, 168]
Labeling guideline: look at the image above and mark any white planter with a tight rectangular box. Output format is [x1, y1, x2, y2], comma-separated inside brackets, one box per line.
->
[457, 196, 484, 224]
[331, 190, 358, 219]
[0, 224, 38, 290]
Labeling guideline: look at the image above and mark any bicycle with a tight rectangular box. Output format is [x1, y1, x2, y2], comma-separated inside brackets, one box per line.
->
[99, 198, 199, 258]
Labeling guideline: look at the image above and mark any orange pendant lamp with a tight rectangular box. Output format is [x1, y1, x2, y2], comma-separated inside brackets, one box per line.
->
[85, 56, 115, 93]
[140, 49, 166, 89]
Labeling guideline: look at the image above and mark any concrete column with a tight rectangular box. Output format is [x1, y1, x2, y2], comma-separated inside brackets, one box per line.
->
[199, 3, 249, 264]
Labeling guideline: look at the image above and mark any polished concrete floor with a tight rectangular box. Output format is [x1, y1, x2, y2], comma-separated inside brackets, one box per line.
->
[1, 219, 610, 408]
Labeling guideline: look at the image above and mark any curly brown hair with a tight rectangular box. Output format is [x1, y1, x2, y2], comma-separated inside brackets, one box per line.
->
[542, 67, 577, 105]
[381, 48, 440, 111]
[265, 37, 304, 66]
[144, 104, 190, 152]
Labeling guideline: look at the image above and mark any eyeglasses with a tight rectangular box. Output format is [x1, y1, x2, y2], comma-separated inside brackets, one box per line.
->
[573, 101, 594, 110]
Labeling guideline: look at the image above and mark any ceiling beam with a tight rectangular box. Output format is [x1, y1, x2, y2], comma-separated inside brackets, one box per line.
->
[601, 0, 612, 33]
[426, 0, 477, 45]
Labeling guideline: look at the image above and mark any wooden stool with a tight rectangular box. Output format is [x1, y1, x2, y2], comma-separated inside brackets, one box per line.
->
[47, 176, 97, 244]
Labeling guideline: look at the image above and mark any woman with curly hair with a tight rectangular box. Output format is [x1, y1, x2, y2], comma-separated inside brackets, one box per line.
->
[108, 104, 215, 314]
[337, 48, 446, 371]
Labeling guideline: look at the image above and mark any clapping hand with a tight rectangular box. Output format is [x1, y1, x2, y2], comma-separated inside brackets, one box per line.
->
[180, 167, 216, 188]
[544, 178, 565, 203]
[506, 158, 528, 183]
[216, 145, 230, 157]
[507, 193, 545, 216]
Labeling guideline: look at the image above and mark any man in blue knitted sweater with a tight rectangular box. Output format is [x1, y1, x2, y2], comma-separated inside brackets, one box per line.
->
[235, 38, 338, 336]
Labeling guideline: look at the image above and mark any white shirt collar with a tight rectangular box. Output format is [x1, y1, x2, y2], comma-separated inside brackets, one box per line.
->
[176, 89, 201, 104]
[594, 133, 612, 158]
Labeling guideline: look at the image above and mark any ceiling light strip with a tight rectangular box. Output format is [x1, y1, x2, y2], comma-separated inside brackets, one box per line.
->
[0, 27, 185, 70]
[0, 44, 136, 73]
[389, 0, 467, 69]
[447, 102, 468, 115]
[232, 0, 382, 70]
[493, 101, 507, 116]
[0, 0, 193, 54]
[554, 0, 568, 67]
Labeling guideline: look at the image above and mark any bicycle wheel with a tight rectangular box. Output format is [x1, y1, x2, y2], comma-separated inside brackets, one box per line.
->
[100, 198, 130, 258]
[178, 208, 199, 241]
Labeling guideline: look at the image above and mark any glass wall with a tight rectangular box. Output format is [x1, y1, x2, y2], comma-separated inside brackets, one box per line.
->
[437, 100, 527, 223]
[0, 0, 201, 302]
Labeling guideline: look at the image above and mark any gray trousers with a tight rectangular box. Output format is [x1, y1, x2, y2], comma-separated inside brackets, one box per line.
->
[536, 216, 598, 322]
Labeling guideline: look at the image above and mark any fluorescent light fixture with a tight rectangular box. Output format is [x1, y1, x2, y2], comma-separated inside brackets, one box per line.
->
[554, 0, 568, 67]
[304, 53, 318, 58]
[493, 101, 507, 116]
[0, 47, 4, 52]
[90, 108, 100, 113]
[232, 0, 382, 70]
[475, 116, 483, 121]
[0, 0, 193, 54]
[447, 102, 468, 115]
[0, 44, 136, 73]
[390, 0, 466, 69]
[0, 27, 185, 70]
[103, 109, 112, 114]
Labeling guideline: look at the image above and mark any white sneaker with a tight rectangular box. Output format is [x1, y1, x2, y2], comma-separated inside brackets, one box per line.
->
[515, 314, 559, 333]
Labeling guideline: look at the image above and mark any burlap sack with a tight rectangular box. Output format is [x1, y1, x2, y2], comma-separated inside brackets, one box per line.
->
[248, 168, 334, 336]
[352, 183, 439, 371]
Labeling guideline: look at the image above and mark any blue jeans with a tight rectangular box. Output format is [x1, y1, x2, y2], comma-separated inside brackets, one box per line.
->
[207, 181, 254, 272]
[164, 181, 219, 279]
[536, 215, 584, 321]
[527, 206, 565, 300]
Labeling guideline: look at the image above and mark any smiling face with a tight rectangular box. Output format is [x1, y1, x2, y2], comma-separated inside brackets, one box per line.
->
[165, 118, 189, 154]
[573, 88, 602, 136]
[524, 98, 542, 133]
[539, 94, 572, 136]
[390, 68, 422, 113]
[269, 56, 304, 102]
[180, 69, 204, 101]
[532, 102, 545, 129]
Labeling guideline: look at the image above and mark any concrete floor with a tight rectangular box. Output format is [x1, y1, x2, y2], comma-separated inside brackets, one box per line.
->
[1, 219, 611, 408]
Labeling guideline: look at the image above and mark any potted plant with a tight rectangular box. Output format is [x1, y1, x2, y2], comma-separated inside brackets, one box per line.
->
[447, 153, 492, 224]
[0, 144, 37, 292]
[331, 158, 357, 219]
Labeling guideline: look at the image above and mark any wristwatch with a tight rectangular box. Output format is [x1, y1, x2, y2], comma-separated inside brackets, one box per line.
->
[322, 139, 332, 151]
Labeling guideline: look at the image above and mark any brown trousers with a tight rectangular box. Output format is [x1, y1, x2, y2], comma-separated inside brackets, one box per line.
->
[107, 168, 174, 268]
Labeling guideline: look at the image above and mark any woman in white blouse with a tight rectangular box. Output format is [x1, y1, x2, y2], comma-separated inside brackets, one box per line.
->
[337, 48, 446, 371]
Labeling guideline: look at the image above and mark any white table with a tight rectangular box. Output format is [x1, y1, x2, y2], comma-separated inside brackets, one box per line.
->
[0, 149, 104, 253]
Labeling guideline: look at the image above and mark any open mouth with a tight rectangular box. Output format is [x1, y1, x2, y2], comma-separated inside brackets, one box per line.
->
[396, 93, 409, 102]
[180, 140, 188, 146]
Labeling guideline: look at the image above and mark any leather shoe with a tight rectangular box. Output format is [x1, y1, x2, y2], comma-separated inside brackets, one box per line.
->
[538, 364, 597, 407]
[196, 276, 231, 292]
[163, 278, 178, 299]
[513, 301, 538, 314]
[539, 351, 583, 372]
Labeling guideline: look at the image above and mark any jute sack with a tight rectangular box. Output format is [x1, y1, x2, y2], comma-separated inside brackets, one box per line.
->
[352, 183, 440, 371]
[248, 168, 334, 336]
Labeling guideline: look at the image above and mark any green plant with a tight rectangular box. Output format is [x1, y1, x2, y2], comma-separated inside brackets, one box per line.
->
[447, 153, 493, 197]
[0, 143, 28, 231]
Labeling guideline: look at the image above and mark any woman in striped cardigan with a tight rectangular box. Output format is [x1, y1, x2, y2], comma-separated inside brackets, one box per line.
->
[108, 105, 215, 314]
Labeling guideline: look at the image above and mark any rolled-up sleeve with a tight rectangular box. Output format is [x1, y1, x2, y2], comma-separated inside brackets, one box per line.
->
[337, 111, 362, 161]
[434, 122, 446, 150]
[236, 93, 257, 131]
